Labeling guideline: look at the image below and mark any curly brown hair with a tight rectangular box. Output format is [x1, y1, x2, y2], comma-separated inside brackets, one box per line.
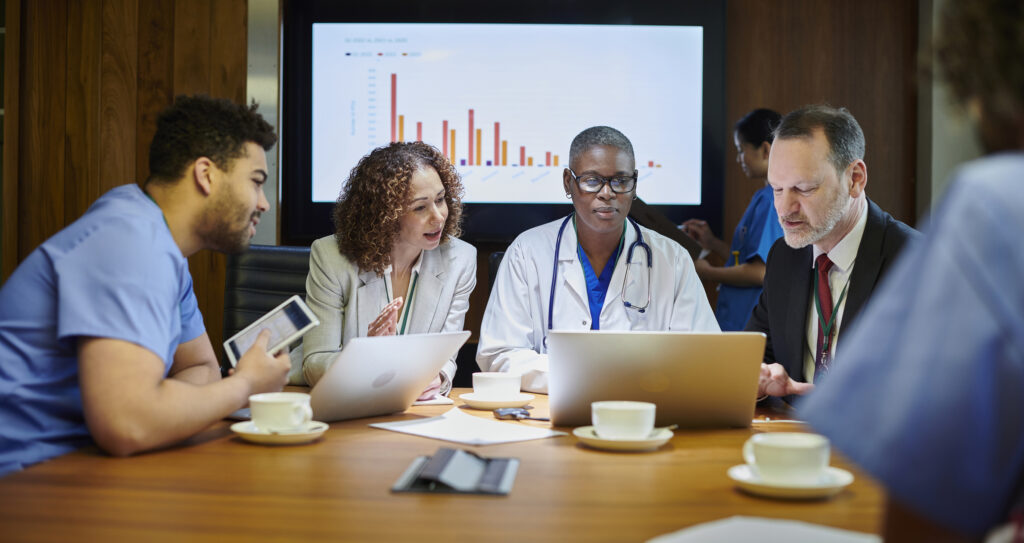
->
[332, 141, 464, 275]
[934, 0, 1024, 150]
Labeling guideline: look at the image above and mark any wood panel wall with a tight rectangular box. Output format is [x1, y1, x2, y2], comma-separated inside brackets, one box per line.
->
[2, 0, 919, 359]
[2, 0, 247, 361]
[723, 0, 918, 242]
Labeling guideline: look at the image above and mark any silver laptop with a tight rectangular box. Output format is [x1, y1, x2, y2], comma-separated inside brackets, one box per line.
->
[547, 330, 766, 428]
[310, 330, 470, 422]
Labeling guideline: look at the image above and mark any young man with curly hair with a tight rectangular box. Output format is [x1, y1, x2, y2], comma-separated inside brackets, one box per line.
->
[0, 95, 291, 475]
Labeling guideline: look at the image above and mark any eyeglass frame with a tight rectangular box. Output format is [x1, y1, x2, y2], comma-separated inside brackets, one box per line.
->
[565, 168, 639, 194]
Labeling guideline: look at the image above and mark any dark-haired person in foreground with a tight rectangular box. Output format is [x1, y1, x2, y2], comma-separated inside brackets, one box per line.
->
[300, 142, 476, 399]
[803, 0, 1024, 540]
[0, 95, 291, 476]
[683, 108, 785, 330]
[745, 105, 918, 402]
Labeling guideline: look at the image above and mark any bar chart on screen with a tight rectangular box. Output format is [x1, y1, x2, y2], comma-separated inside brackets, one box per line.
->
[312, 23, 703, 204]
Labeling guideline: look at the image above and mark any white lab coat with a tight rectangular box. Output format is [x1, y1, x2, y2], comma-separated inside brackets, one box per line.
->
[477, 216, 719, 393]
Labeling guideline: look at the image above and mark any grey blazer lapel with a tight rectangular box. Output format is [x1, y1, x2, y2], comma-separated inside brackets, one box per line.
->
[357, 269, 385, 336]
[411, 247, 448, 332]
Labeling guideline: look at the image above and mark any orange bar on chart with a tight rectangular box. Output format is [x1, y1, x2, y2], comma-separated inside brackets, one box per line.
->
[398, 115, 404, 142]
[554, 155, 559, 166]
[502, 141, 508, 166]
[450, 130, 456, 164]
[528, 157, 534, 166]
[475, 129, 481, 166]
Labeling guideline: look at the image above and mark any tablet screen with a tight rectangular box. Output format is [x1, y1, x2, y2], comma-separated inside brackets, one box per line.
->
[228, 301, 313, 361]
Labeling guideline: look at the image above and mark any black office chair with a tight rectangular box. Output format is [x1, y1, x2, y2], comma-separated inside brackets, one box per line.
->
[222, 244, 311, 374]
[488, 251, 505, 292]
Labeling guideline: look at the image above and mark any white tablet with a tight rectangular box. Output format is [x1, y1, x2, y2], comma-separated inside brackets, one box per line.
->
[223, 295, 319, 367]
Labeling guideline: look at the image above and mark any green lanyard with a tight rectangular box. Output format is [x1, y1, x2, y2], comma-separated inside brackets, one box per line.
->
[387, 271, 419, 335]
[397, 273, 418, 335]
[813, 272, 849, 355]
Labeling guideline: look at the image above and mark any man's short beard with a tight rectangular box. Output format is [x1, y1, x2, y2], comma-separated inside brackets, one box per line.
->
[197, 192, 255, 254]
[782, 188, 850, 249]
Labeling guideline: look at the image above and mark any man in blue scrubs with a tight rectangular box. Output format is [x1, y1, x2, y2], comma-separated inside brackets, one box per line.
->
[0, 95, 292, 475]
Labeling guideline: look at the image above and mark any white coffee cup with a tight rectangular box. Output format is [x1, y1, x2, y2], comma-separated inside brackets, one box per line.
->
[742, 432, 830, 485]
[472, 372, 521, 399]
[249, 392, 313, 432]
[591, 401, 656, 440]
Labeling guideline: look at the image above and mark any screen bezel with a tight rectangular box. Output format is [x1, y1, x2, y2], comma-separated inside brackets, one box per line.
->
[281, 1, 726, 245]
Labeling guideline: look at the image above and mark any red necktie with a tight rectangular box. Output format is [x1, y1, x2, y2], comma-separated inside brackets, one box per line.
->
[814, 254, 835, 379]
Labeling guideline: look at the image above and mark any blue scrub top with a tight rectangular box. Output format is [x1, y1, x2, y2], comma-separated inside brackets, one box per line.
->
[715, 185, 783, 330]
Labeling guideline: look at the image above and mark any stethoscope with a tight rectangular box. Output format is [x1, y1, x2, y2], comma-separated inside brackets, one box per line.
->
[544, 213, 652, 347]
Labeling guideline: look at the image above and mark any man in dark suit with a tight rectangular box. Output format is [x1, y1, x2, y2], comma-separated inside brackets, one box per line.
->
[745, 105, 918, 401]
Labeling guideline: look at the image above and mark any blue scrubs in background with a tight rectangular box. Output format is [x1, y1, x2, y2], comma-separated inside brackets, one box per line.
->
[714, 185, 783, 330]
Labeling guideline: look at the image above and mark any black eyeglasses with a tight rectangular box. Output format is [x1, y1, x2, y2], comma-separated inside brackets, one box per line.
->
[567, 168, 638, 194]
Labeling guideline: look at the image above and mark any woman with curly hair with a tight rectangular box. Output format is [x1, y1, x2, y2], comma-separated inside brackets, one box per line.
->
[300, 142, 476, 399]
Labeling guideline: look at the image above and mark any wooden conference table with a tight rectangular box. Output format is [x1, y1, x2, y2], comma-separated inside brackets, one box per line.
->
[0, 389, 883, 542]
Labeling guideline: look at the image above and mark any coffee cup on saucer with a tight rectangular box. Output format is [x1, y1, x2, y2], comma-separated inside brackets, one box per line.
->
[472, 372, 521, 400]
[591, 401, 656, 440]
[249, 392, 313, 432]
[742, 432, 830, 486]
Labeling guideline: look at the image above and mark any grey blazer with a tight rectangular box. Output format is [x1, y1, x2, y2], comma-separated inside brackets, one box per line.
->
[299, 235, 477, 392]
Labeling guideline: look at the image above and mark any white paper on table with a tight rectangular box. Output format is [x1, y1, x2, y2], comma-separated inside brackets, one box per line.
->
[647, 516, 881, 543]
[370, 406, 566, 445]
[412, 395, 455, 406]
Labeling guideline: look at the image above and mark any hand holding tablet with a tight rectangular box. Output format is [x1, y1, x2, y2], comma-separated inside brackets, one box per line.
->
[223, 295, 320, 367]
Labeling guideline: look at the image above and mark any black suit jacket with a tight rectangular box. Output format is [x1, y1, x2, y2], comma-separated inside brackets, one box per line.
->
[745, 199, 919, 387]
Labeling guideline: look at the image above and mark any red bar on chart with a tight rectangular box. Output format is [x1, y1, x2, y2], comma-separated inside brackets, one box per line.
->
[520, 146, 525, 166]
[390, 74, 397, 143]
[554, 155, 559, 166]
[494, 123, 500, 166]
[416, 122, 422, 142]
[648, 160, 654, 167]
[398, 115, 404, 142]
[468, 109, 474, 166]
[502, 141, 508, 166]
[475, 129, 481, 166]
[450, 130, 456, 165]
[442, 120, 449, 157]
[545, 152, 551, 167]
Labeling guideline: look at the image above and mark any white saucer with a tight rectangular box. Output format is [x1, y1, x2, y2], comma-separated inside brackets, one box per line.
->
[230, 421, 328, 445]
[727, 464, 854, 499]
[572, 426, 673, 452]
[458, 392, 534, 410]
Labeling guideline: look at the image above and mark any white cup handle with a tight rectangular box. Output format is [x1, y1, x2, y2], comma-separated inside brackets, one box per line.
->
[291, 403, 313, 428]
[742, 438, 756, 466]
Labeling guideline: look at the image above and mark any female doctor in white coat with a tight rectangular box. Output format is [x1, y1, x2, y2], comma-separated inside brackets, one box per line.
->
[301, 142, 476, 399]
[476, 126, 718, 393]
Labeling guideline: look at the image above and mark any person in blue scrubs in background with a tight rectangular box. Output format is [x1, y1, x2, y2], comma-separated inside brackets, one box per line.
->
[683, 109, 784, 330]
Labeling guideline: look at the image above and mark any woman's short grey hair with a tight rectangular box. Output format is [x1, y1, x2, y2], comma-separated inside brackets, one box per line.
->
[774, 105, 866, 174]
[568, 126, 635, 167]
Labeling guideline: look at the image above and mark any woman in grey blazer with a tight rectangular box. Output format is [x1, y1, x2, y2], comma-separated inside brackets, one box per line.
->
[301, 142, 477, 399]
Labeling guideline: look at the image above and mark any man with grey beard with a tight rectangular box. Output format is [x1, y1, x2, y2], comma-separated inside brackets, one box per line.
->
[744, 105, 918, 403]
